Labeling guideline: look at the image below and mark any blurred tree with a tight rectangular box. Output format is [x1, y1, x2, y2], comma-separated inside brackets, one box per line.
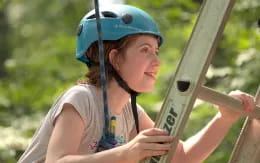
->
[0, 0, 91, 161]
[0, 3, 10, 78]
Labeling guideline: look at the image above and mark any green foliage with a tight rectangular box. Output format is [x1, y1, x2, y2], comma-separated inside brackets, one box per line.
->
[0, 0, 259, 162]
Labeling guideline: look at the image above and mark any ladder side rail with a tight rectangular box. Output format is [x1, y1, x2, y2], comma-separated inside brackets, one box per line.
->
[142, 0, 236, 162]
[228, 87, 260, 163]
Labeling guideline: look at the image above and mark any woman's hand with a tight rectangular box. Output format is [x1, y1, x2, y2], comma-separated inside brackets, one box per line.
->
[120, 128, 174, 163]
[218, 90, 256, 124]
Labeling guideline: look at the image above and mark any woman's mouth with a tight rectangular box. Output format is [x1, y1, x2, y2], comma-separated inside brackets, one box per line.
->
[145, 72, 157, 80]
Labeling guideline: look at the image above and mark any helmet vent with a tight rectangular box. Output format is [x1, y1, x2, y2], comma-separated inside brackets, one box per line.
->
[86, 12, 117, 20]
[101, 11, 117, 18]
[86, 14, 96, 19]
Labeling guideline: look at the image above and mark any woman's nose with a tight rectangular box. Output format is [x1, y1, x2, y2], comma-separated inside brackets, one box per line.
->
[152, 54, 161, 67]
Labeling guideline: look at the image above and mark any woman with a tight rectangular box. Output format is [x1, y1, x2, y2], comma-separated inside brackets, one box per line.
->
[18, 4, 256, 163]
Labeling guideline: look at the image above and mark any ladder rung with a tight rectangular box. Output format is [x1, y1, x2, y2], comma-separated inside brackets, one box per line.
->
[198, 86, 260, 118]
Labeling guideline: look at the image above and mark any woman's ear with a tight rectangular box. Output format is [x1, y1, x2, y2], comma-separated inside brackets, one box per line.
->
[108, 49, 120, 70]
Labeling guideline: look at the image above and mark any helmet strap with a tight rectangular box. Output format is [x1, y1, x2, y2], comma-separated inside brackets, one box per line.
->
[86, 58, 140, 133]
[110, 66, 140, 133]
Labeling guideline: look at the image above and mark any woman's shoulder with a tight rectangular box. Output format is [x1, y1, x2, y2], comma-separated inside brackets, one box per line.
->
[53, 84, 98, 107]
[49, 84, 98, 124]
[65, 84, 96, 97]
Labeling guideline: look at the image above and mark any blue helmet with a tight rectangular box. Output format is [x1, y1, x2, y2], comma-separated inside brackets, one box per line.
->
[76, 4, 163, 64]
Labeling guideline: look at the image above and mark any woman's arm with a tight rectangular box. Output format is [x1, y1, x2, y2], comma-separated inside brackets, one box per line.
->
[45, 103, 126, 163]
[171, 90, 256, 163]
[176, 112, 234, 163]
[45, 104, 173, 163]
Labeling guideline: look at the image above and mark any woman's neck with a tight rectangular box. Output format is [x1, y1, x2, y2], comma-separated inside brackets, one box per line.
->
[96, 79, 130, 115]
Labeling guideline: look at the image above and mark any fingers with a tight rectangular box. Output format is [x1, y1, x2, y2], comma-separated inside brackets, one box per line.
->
[130, 128, 175, 160]
[230, 90, 256, 113]
[142, 149, 168, 158]
[243, 94, 256, 113]
[142, 128, 169, 136]
[141, 142, 172, 151]
[140, 142, 172, 158]
[140, 135, 174, 144]
[139, 128, 174, 143]
[136, 128, 174, 149]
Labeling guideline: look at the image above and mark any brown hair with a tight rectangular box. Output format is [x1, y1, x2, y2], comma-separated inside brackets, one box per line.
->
[83, 34, 140, 87]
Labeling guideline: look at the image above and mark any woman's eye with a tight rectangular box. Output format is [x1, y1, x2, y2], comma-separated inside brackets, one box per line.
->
[141, 47, 150, 53]
[140, 46, 159, 56]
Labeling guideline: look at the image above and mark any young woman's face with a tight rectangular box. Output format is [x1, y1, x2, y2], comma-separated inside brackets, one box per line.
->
[118, 35, 161, 92]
